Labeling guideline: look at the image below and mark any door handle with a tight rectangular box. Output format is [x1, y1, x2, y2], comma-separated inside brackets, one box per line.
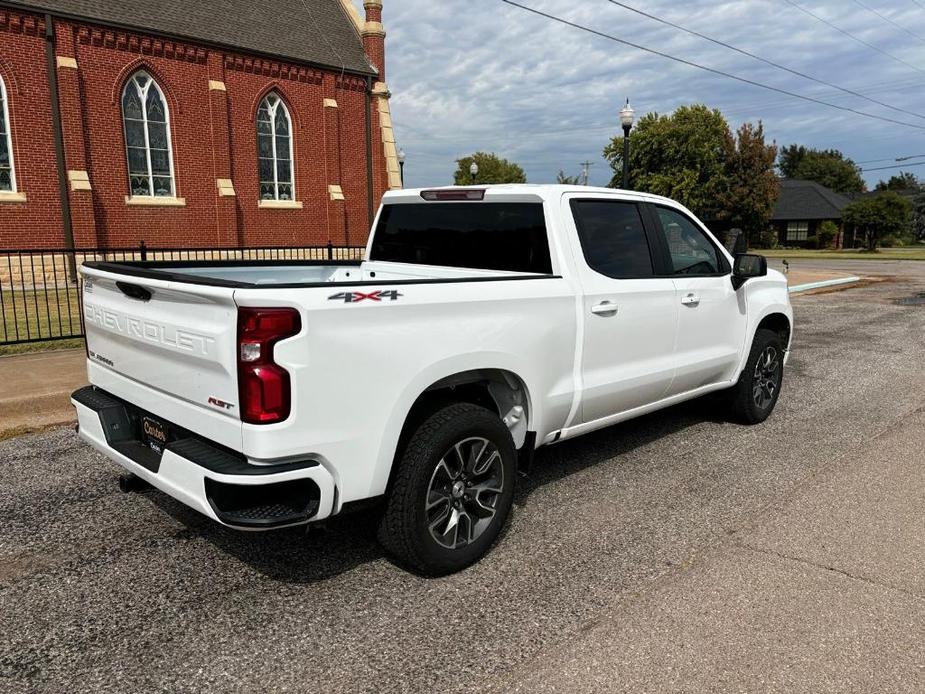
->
[591, 301, 619, 316]
[681, 293, 700, 307]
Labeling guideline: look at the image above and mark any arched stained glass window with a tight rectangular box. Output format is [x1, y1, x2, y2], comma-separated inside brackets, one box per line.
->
[257, 93, 294, 200]
[122, 71, 175, 197]
[0, 76, 16, 192]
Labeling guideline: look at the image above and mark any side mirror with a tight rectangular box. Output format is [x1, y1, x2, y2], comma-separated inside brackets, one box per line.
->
[732, 253, 767, 290]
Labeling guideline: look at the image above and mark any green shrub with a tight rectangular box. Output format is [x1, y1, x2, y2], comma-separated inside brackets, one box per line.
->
[881, 234, 904, 248]
[817, 220, 838, 248]
[752, 228, 778, 249]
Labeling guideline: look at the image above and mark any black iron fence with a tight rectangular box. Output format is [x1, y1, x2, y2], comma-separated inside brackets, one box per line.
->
[0, 242, 365, 347]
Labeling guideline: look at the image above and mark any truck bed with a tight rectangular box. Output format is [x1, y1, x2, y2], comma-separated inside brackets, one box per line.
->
[83, 259, 552, 288]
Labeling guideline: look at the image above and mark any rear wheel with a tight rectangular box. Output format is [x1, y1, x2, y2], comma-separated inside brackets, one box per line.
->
[377, 402, 516, 576]
[728, 328, 785, 424]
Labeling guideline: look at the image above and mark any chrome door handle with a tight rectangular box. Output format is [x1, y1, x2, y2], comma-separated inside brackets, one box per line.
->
[681, 293, 700, 307]
[591, 301, 619, 316]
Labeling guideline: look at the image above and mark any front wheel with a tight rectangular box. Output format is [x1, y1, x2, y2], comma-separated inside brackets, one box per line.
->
[727, 328, 785, 424]
[377, 402, 516, 576]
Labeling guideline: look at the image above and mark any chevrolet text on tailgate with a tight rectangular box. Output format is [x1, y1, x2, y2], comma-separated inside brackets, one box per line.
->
[72, 185, 793, 575]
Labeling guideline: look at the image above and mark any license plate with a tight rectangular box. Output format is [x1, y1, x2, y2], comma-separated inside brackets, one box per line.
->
[141, 416, 169, 455]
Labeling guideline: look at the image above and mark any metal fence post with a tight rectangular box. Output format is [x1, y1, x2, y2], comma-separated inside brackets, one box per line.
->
[139, 240, 147, 261]
[327, 240, 333, 260]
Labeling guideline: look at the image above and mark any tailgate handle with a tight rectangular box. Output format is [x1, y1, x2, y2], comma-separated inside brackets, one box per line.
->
[116, 281, 152, 302]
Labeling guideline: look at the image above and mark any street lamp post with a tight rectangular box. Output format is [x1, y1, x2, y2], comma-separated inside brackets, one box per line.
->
[397, 148, 405, 187]
[620, 98, 635, 189]
[470, 161, 479, 184]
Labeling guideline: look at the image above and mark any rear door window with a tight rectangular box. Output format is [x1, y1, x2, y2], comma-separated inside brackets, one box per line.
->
[370, 202, 552, 274]
[570, 200, 655, 279]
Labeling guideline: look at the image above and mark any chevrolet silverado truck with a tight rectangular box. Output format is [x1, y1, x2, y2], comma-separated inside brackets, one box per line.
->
[72, 184, 792, 575]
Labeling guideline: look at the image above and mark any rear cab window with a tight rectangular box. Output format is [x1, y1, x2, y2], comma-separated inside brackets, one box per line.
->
[570, 199, 655, 279]
[369, 202, 552, 274]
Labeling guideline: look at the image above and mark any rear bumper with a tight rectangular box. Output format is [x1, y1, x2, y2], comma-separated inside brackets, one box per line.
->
[71, 386, 336, 529]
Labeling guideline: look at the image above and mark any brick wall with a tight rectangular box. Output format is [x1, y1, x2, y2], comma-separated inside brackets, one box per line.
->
[0, 7, 388, 250]
[0, 12, 62, 249]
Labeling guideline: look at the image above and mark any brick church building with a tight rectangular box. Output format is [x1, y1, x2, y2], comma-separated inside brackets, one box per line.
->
[0, 0, 400, 250]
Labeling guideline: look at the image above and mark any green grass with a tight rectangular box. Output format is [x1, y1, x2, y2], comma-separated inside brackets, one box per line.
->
[760, 248, 925, 261]
[0, 338, 84, 356]
[0, 288, 84, 356]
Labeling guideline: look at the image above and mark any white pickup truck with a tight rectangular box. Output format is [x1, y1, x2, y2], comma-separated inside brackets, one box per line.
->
[72, 184, 792, 574]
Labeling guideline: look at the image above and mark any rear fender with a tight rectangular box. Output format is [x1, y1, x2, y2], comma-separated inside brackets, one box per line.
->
[366, 353, 536, 500]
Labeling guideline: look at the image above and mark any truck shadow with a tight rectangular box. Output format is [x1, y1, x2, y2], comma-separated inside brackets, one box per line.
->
[514, 395, 730, 508]
[149, 395, 731, 584]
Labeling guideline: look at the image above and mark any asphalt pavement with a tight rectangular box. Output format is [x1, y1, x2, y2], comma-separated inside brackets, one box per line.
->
[0, 258, 923, 693]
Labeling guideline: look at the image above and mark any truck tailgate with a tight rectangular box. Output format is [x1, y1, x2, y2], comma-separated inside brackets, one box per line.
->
[81, 266, 241, 446]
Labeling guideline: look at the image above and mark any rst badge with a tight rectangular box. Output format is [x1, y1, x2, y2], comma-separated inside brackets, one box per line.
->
[328, 290, 402, 303]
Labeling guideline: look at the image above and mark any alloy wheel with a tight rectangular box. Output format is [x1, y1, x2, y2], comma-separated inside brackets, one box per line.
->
[425, 437, 504, 550]
[753, 345, 780, 410]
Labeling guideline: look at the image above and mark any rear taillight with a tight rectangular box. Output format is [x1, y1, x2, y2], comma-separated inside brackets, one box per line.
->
[237, 307, 301, 424]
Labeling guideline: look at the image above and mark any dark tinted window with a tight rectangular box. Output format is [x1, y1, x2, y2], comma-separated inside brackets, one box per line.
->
[653, 206, 721, 275]
[370, 203, 552, 274]
[571, 200, 653, 278]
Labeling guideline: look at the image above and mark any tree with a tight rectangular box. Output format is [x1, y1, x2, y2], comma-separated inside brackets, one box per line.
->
[716, 121, 779, 245]
[912, 192, 925, 242]
[603, 104, 730, 217]
[842, 192, 911, 251]
[817, 220, 839, 249]
[777, 145, 864, 194]
[777, 144, 807, 178]
[602, 105, 778, 241]
[453, 152, 526, 185]
[556, 170, 581, 184]
[875, 172, 919, 191]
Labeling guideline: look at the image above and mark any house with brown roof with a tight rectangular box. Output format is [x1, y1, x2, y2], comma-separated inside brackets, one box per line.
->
[770, 179, 851, 248]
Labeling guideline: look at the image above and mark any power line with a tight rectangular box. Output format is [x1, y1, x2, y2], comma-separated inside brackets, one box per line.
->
[861, 161, 925, 172]
[501, 0, 925, 132]
[780, 0, 925, 76]
[851, 0, 925, 44]
[605, 0, 925, 121]
[857, 153, 925, 164]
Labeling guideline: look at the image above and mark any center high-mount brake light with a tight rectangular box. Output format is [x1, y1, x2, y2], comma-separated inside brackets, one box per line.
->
[420, 189, 485, 201]
[237, 307, 301, 424]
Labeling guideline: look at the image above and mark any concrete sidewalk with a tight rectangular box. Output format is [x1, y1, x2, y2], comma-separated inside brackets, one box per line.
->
[492, 408, 925, 693]
[0, 348, 86, 438]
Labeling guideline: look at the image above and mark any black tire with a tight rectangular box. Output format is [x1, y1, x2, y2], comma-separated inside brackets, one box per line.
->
[728, 328, 785, 424]
[377, 402, 516, 576]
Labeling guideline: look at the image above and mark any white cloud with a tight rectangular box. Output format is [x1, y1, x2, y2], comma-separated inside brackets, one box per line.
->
[358, 0, 925, 187]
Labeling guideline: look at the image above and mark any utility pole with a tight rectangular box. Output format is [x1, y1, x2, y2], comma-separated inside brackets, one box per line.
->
[578, 161, 595, 186]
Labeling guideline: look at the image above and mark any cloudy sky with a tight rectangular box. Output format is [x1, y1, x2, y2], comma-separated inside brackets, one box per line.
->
[353, 0, 925, 189]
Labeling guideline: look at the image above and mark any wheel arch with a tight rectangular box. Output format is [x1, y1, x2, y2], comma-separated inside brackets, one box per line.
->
[755, 311, 791, 348]
[401, 368, 533, 452]
[731, 301, 793, 383]
[365, 366, 534, 505]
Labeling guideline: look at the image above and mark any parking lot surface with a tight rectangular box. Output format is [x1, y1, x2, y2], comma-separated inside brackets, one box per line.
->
[1, 259, 923, 693]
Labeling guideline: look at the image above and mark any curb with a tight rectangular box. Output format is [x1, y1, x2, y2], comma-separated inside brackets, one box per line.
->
[788, 276, 861, 294]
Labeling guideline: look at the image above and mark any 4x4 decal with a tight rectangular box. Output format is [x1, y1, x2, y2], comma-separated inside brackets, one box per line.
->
[328, 290, 403, 303]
